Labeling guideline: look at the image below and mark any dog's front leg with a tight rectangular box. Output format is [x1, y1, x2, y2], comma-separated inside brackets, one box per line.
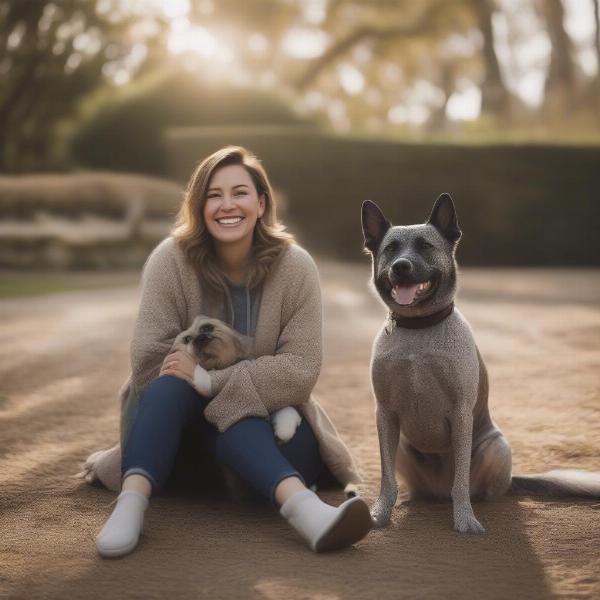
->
[370, 407, 400, 527]
[451, 410, 485, 534]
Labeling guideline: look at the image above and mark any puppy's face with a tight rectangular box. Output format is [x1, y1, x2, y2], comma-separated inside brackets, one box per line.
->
[362, 194, 462, 317]
[173, 316, 250, 370]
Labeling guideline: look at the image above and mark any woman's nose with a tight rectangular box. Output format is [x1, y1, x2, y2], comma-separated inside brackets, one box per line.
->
[220, 194, 235, 209]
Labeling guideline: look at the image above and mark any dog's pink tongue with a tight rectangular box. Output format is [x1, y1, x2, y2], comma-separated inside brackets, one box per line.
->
[391, 284, 419, 305]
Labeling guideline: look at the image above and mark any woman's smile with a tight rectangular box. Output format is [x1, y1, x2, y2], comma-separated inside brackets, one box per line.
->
[215, 215, 245, 227]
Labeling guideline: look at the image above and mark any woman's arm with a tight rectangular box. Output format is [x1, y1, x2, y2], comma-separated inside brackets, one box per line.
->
[203, 250, 323, 432]
[129, 239, 187, 391]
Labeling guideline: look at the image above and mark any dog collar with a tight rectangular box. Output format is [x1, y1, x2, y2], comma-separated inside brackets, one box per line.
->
[386, 302, 454, 333]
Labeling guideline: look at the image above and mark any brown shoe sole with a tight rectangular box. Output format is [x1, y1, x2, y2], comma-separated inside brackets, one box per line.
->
[314, 497, 373, 552]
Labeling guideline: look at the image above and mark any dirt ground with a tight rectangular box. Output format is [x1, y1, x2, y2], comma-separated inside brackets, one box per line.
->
[1, 262, 599, 600]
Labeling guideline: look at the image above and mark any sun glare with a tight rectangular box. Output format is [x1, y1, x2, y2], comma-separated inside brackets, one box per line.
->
[338, 63, 365, 96]
[162, 0, 191, 20]
[168, 24, 218, 58]
[282, 27, 329, 60]
[446, 85, 481, 121]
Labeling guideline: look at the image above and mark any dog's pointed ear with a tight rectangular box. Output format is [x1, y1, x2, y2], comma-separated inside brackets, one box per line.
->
[428, 193, 461, 244]
[362, 200, 391, 253]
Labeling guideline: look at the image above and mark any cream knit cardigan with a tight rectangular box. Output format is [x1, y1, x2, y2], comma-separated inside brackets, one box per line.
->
[82, 237, 362, 493]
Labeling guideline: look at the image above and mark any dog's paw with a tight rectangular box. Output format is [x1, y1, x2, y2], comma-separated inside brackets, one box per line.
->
[78, 448, 112, 484]
[370, 508, 392, 528]
[453, 509, 485, 534]
[271, 407, 302, 443]
[370, 498, 393, 528]
[81, 450, 103, 481]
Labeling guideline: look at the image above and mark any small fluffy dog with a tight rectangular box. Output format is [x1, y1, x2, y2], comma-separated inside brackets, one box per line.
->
[173, 315, 302, 444]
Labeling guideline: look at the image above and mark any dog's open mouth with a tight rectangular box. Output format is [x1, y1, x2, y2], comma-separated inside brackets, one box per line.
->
[391, 279, 434, 306]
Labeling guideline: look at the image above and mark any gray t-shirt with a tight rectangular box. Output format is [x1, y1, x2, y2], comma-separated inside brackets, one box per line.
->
[225, 279, 262, 337]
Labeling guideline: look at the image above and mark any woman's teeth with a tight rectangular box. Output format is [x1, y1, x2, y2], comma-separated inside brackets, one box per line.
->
[216, 217, 244, 226]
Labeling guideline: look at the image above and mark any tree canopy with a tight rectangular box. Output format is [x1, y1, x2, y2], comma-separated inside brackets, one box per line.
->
[1, 0, 599, 172]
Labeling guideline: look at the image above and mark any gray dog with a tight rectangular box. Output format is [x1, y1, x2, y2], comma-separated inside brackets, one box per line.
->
[363, 193, 600, 534]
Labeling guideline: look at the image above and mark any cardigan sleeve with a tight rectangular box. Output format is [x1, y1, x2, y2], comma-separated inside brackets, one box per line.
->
[203, 250, 323, 432]
[129, 239, 187, 392]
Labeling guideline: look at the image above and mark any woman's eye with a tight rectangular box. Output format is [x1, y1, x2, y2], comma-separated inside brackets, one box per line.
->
[234, 190, 247, 197]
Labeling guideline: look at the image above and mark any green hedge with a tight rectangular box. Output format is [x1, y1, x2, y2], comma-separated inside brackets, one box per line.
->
[166, 129, 600, 266]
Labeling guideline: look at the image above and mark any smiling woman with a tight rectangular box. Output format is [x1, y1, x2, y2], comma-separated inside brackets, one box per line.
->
[203, 166, 266, 283]
[87, 145, 370, 559]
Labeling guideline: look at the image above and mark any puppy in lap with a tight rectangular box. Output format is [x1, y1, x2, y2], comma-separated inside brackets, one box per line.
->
[171, 315, 301, 444]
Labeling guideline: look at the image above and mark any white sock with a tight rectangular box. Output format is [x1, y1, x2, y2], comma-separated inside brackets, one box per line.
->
[95, 490, 148, 558]
[279, 489, 371, 552]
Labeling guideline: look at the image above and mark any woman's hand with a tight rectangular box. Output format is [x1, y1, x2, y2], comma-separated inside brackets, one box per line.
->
[159, 349, 196, 384]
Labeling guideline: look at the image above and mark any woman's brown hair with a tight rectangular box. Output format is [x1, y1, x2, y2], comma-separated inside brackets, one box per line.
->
[172, 146, 294, 297]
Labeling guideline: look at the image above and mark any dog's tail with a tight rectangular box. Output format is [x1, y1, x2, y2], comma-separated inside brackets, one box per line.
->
[511, 469, 600, 498]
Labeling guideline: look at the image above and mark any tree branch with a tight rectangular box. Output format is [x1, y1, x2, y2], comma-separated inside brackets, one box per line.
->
[293, 0, 449, 91]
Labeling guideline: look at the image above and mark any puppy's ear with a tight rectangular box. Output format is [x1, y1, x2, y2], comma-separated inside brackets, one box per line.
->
[362, 200, 391, 253]
[428, 193, 461, 244]
[171, 329, 189, 350]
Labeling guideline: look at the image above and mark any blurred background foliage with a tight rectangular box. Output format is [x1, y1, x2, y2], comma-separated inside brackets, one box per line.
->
[70, 70, 311, 176]
[0, 0, 599, 268]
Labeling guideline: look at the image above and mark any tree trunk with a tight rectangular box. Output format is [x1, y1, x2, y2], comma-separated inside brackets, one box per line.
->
[472, 0, 511, 118]
[427, 62, 454, 132]
[541, 0, 578, 113]
[0, 3, 46, 170]
[592, 0, 600, 109]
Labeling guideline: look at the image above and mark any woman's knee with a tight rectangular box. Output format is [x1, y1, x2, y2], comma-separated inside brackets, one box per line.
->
[140, 375, 199, 412]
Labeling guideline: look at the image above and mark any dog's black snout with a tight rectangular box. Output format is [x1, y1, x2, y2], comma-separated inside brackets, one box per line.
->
[193, 324, 215, 346]
[392, 259, 413, 275]
[193, 332, 214, 348]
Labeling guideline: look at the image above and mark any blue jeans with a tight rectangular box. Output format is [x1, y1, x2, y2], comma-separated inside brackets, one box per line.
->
[121, 375, 331, 504]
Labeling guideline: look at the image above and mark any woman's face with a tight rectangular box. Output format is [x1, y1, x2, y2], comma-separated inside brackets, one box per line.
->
[203, 164, 266, 249]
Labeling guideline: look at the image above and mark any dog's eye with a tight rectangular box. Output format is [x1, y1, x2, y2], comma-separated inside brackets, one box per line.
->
[384, 240, 399, 253]
[416, 237, 434, 250]
[183, 335, 192, 344]
[200, 324, 214, 333]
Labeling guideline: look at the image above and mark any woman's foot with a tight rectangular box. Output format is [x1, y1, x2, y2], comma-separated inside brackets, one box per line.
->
[95, 490, 148, 558]
[280, 489, 372, 552]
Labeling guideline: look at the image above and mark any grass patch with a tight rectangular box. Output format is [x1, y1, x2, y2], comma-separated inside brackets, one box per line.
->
[0, 271, 138, 299]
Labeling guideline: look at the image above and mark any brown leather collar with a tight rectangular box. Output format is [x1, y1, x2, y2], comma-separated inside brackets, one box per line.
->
[387, 302, 454, 333]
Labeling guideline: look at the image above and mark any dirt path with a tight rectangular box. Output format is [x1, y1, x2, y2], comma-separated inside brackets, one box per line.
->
[1, 263, 599, 600]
